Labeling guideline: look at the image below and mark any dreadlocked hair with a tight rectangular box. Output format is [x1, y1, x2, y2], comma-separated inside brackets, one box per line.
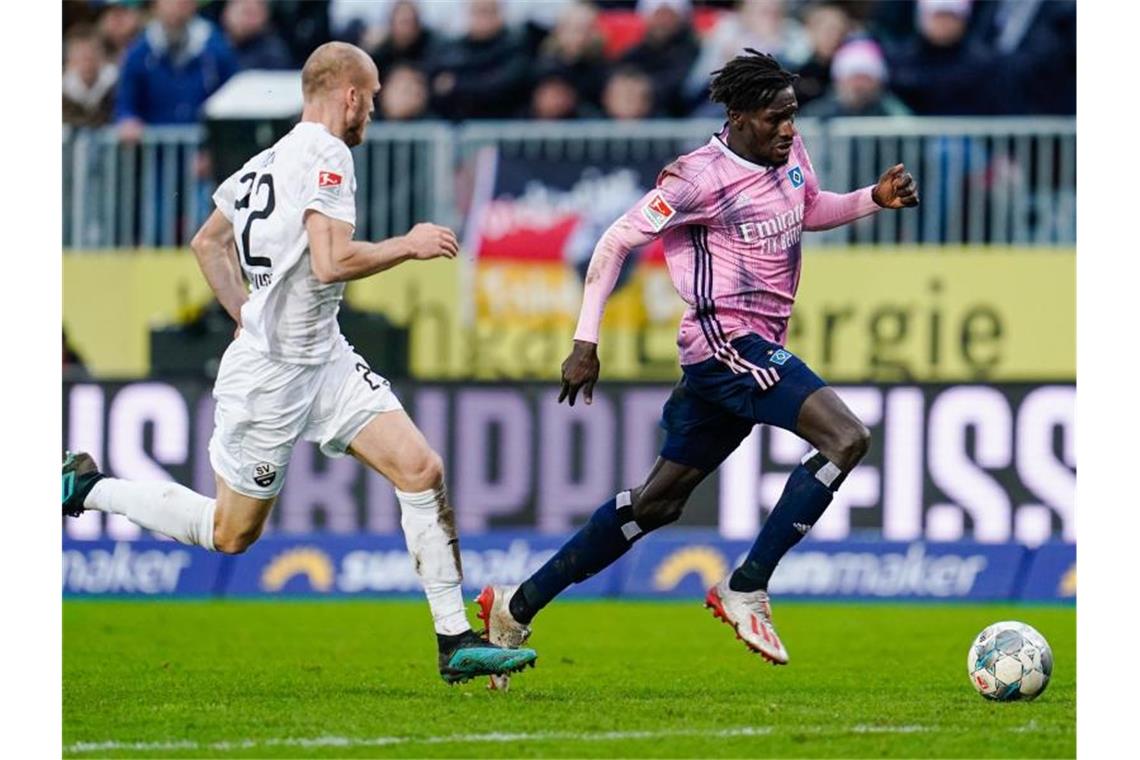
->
[708, 48, 798, 113]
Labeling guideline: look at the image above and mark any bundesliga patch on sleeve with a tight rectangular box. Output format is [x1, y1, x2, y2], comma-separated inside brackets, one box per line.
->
[318, 170, 343, 195]
[641, 193, 676, 231]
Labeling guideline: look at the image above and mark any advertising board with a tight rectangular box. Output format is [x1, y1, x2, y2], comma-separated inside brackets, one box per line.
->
[64, 381, 1074, 543]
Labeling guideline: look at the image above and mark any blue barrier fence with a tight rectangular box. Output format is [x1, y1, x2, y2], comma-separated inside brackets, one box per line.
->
[61, 532, 1074, 602]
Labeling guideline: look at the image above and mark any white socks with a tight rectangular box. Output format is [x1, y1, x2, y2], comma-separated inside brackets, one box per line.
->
[396, 485, 469, 636]
[83, 477, 468, 635]
[85, 479, 217, 551]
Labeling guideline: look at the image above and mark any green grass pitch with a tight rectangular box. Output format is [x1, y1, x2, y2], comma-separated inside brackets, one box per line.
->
[63, 599, 1074, 758]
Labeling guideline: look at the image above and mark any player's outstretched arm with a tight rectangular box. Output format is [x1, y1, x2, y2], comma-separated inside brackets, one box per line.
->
[560, 174, 703, 406]
[803, 163, 919, 231]
[559, 217, 655, 406]
[306, 212, 458, 284]
[190, 209, 247, 325]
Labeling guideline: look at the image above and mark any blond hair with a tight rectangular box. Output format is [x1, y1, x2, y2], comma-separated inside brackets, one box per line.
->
[301, 42, 373, 101]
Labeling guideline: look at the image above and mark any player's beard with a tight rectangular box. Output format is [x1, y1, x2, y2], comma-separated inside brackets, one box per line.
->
[344, 95, 370, 147]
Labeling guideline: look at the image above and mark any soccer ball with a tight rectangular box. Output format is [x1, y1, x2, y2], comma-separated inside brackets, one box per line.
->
[967, 621, 1053, 701]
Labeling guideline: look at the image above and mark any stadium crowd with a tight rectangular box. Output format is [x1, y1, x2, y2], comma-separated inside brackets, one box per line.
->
[64, 0, 1075, 130]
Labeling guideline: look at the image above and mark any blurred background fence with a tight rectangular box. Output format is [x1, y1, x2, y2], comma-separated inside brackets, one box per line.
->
[64, 116, 1076, 249]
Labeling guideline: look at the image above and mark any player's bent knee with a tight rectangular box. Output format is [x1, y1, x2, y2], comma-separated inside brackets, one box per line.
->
[631, 495, 685, 531]
[815, 417, 872, 473]
[213, 527, 261, 555]
[397, 449, 445, 492]
[848, 423, 872, 462]
[834, 422, 872, 470]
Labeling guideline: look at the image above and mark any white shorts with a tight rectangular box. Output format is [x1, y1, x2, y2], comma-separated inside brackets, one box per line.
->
[208, 334, 403, 499]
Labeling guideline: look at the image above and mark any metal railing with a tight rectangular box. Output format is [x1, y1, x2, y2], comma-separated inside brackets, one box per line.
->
[350, 121, 458, 242]
[63, 117, 1075, 249]
[822, 117, 1076, 246]
[63, 125, 205, 249]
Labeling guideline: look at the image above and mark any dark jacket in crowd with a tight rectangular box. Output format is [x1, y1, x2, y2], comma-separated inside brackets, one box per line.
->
[533, 52, 609, 108]
[969, 0, 1075, 114]
[427, 28, 532, 120]
[885, 34, 999, 116]
[232, 30, 294, 70]
[793, 55, 832, 108]
[619, 25, 700, 117]
[373, 27, 438, 74]
[269, 0, 332, 66]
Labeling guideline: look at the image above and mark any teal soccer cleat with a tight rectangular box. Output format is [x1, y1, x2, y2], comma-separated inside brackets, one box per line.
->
[62, 451, 104, 518]
[437, 630, 537, 685]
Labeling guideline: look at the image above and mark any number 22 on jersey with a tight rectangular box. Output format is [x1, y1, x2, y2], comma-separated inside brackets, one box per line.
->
[234, 171, 276, 289]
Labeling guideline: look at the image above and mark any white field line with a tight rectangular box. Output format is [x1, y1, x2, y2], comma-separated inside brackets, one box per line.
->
[62, 724, 981, 755]
[65, 728, 770, 754]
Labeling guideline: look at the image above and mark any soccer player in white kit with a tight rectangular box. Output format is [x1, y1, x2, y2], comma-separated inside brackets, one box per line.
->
[61, 42, 537, 684]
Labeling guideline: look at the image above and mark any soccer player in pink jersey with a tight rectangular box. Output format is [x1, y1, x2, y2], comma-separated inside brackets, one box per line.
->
[479, 50, 918, 684]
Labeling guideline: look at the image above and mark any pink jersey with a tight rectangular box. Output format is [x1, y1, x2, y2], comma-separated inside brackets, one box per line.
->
[574, 128, 881, 367]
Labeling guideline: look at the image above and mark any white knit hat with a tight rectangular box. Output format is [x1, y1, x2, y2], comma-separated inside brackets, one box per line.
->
[917, 0, 973, 20]
[636, 0, 693, 17]
[831, 39, 887, 83]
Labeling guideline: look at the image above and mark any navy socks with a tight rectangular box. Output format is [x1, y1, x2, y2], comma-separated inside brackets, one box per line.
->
[509, 492, 641, 625]
[506, 449, 848, 622]
[729, 450, 845, 593]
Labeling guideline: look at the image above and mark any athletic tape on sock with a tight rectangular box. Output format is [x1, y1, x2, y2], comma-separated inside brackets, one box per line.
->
[800, 449, 846, 491]
[613, 490, 642, 541]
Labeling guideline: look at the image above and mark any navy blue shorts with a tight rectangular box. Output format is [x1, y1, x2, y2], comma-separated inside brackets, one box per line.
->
[659, 334, 827, 472]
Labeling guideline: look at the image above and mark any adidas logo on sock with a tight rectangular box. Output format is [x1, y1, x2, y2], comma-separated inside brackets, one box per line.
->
[793, 522, 812, 535]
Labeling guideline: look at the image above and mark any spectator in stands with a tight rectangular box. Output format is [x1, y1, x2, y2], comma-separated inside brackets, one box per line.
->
[885, 0, 998, 116]
[601, 66, 656, 120]
[535, 0, 609, 109]
[619, 0, 700, 116]
[373, 0, 439, 75]
[685, 0, 812, 115]
[329, 0, 388, 54]
[801, 38, 910, 118]
[64, 1, 100, 35]
[970, 0, 1075, 115]
[379, 64, 435, 121]
[63, 24, 119, 128]
[865, 0, 921, 45]
[792, 1, 853, 107]
[115, 0, 238, 140]
[427, 0, 532, 120]
[268, 0, 332, 65]
[221, 0, 293, 70]
[97, 0, 145, 65]
[526, 62, 602, 120]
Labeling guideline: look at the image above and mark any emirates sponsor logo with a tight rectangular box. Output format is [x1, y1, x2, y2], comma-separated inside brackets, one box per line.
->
[737, 202, 804, 253]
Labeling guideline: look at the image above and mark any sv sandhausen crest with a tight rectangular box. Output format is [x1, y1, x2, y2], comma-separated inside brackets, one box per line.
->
[253, 462, 277, 488]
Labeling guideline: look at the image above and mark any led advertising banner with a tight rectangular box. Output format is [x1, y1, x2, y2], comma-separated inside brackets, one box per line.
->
[63, 381, 1073, 544]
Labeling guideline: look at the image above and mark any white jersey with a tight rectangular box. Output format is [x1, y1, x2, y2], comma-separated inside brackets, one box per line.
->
[212, 121, 358, 364]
